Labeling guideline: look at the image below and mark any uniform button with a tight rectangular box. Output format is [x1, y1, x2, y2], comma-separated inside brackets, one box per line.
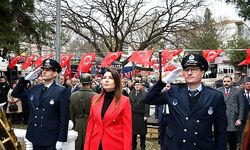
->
[34, 124, 37, 126]
[40, 125, 43, 127]
[182, 139, 186, 143]
[41, 116, 43, 119]
[194, 143, 197, 146]
[194, 132, 198, 135]
[112, 119, 116, 122]
[42, 109, 45, 111]
[184, 129, 187, 132]
[35, 116, 37, 118]
[110, 127, 113, 130]
[36, 107, 38, 110]
[185, 117, 189, 120]
[196, 120, 200, 123]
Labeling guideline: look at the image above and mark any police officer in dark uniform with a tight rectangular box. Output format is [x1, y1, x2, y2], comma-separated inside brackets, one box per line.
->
[12, 59, 70, 150]
[144, 54, 227, 150]
[70, 73, 96, 150]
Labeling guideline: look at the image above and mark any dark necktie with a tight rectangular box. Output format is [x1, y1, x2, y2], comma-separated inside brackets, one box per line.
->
[247, 91, 250, 104]
[41, 86, 48, 96]
[188, 90, 199, 97]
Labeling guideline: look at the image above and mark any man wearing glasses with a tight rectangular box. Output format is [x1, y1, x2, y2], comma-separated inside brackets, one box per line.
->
[217, 75, 244, 150]
[144, 54, 227, 150]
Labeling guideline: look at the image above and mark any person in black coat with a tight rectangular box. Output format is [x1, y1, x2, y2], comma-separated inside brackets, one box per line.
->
[0, 76, 10, 110]
[129, 81, 150, 150]
[240, 77, 250, 141]
[12, 59, 70, 150]
[144, 54, 227, 150]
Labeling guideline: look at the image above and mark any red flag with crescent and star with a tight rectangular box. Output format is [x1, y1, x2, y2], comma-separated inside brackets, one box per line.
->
[162, 49, 183, 65]
[203, 50, 223, 63]
[129, 50, 153, 65]
[238, 49, 250, 66]
[9, 55, 22, 69]
[101, 52, 123, 67]
[33, 54, 53, 69]
[77, 53, 96, 73]
[60, 54, 74, 78]
[60, 54, 74, 68]
[21, 55, 35, 70]
[163, 64, 177, 71]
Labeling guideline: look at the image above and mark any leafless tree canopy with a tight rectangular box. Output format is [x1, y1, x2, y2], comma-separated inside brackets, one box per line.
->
[37, 0, 205, 56]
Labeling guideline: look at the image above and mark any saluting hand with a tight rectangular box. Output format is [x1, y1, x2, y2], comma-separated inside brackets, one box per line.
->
[162, 67, 182, 83]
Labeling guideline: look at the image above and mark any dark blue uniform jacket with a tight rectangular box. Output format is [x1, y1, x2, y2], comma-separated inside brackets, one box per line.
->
[144, 81, 227, 150]
[12, 77, 70, 146]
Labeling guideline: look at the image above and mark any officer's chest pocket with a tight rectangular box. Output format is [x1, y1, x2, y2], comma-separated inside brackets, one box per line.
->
[47, 98, 58, 107]
[197, 107, 214, 123]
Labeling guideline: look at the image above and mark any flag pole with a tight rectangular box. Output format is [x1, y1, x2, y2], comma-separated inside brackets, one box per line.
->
[159, 50, 162, 80]
[55, 0, 61, 83]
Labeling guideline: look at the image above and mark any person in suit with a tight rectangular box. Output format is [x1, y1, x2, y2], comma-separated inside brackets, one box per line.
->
[144, 54, 227, 150]
[84, 67, 132, 150]
[155, 83, 171, 149]
[11, 59, 70, 150]
[70, 77, 81, 94]
[241, 77, 250, 133]
[129, 81, 150, 150]
[70, 73, 96, 150]
[217, 75, 244, 150]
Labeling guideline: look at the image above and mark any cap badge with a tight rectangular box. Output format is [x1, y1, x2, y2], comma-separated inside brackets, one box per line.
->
[45, 59, 50, 66]
[189, 54, 195, 60]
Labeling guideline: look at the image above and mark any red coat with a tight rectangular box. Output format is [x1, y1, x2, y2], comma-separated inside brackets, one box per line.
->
[84, 95, 132, 150]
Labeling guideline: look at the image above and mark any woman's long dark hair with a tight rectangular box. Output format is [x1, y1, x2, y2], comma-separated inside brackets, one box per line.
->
[94, 67, 122, 106]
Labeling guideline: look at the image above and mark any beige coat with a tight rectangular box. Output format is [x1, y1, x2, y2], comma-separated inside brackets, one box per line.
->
[6, 89, 22, 113]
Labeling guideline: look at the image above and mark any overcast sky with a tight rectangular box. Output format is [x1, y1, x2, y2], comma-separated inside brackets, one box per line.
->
[205, 0, 242, 20]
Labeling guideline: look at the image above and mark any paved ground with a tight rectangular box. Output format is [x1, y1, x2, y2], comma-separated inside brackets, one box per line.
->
[13, 123, 161, 150]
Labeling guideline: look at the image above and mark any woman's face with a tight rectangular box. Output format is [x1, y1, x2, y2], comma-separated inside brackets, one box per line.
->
[101, 71, 115, 92]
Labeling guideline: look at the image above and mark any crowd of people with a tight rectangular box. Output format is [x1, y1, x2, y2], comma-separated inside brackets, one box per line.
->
[0, 54, 250, 150]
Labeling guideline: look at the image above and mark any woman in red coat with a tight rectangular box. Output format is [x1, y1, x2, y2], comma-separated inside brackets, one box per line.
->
[84, 67, 132, 150]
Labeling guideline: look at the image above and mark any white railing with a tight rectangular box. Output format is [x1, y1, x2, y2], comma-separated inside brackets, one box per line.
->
[14, 121, 78, 150]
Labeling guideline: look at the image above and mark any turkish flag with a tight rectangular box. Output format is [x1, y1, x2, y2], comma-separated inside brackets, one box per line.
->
[33, 54, 53, 69]
[203, 50, 223, 62]
[238, 59, 247, 66]
[21, 55, 35, 69]
[163, 64, 176, 71]
[9, 55, 22, 69]
[129, 50, 153, 65]
[60, 54, 74, 68]
[162, 49, 183, 64]
[101, 52, 123, 67]
[77, 53, 96, 73]
[245, 48, 250, 56]
[237, 49, 250, 66]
